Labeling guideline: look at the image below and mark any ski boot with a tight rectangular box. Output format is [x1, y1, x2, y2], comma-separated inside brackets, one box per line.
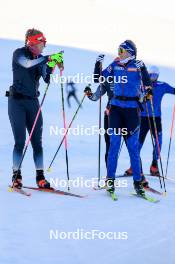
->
[12, 170, 23, 189]
[106, 178, 115, 193]
[124, 167, 132, 176]
[150, 163, 160, 176]
[141, 175, 149, 188]
[36, 170, 50, 189]
[133, 180, 145, 196]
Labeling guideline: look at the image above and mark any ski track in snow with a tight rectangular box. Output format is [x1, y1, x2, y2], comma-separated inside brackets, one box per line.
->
[0, 38, 175, 264]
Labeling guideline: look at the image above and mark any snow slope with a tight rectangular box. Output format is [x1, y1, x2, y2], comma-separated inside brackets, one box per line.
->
[0, 38, 175, 264]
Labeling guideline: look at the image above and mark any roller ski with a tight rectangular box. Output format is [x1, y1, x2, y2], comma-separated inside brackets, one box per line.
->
[8, 170, 31, 196]
[132, 180, 160, 203]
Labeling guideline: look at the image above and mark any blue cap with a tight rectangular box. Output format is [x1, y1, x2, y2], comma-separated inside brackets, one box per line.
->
[119, 40, 137, 57]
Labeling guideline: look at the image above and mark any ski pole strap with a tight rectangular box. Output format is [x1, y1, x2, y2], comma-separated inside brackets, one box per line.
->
[113, 96, 144, 111]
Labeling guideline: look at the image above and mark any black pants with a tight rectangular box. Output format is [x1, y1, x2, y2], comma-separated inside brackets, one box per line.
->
[8, 97, 43, 170]
[139, 116, 162, 164]
[104, 113, 110, 167]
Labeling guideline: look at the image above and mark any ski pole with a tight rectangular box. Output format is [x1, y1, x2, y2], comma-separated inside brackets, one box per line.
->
[11, 69, 55, 188]
[150, 97, 166, 193]
[144, 100, 162, 189]
[97, 63, 103, 187]
[47, 93, 86, 172]
[98, 85, 102, 187]
[165, 103, 175, 177]
[118, 137, 124, 159]
[139, 74, 163, 189]
[59, 67, 70, 190]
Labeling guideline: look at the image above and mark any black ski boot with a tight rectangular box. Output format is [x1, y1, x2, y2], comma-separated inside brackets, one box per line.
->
[150, 162, 160, 176]
[124, 167, 133, 176]
[36, 170, 50, 189]
[133, 180, 145, 196]
[141, 175, 149, 188]
[106, 178, 115, 193]
[12, 170, 23, 189]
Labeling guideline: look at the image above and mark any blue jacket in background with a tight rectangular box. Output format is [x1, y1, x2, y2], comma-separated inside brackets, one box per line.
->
[141, 81, 175, 117]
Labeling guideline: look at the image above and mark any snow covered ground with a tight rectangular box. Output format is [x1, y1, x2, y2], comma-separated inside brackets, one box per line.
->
[1, 38, 175, 264]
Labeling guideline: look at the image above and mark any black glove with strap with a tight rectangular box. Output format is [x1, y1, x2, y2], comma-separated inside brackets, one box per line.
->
[84, 85, 93, 97]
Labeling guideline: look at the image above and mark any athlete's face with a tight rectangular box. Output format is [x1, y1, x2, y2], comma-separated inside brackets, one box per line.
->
[149, 73, 159, 82]
[35, 42, 45, 53]
[118, 47, 130, 60]
[29, 42, 45, 56]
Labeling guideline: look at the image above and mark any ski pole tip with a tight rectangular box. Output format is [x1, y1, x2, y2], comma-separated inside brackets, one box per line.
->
[47, 167, 52, 173]
[8, 186, 13, 192]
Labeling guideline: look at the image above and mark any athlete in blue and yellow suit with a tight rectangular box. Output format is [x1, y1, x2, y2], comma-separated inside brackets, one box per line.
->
[95, 40, 152, 195]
